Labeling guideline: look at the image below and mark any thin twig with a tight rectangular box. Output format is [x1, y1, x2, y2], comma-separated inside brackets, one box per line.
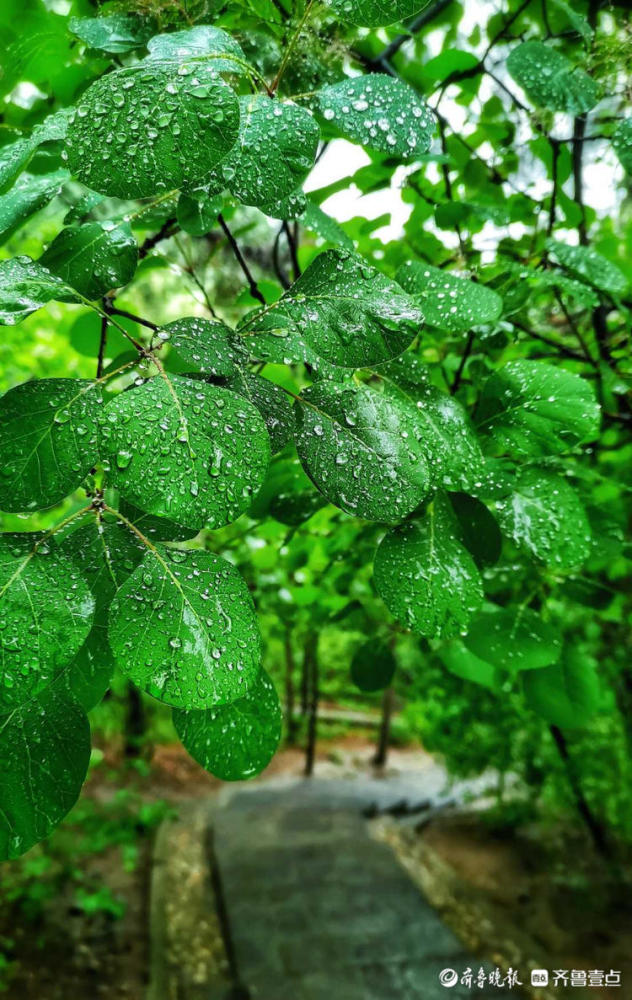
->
[109, 305, 159, 331]
[97, 314, 108, 379]
[218, 213, 266, 305]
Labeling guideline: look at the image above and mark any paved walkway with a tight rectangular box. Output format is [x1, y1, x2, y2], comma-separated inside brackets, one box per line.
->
[212, 778, 510, 1000]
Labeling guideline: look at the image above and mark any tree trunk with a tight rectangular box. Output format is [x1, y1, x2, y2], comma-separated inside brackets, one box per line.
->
[284, 628, 298, 745]
[123, 682, 146, 758]
[549, 725, 611, 861]
[304, 634, 319, 777]
[373, 687, 394, 768]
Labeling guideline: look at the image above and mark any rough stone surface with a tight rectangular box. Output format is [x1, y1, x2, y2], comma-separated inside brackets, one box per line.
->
[212, 778, 511, 999]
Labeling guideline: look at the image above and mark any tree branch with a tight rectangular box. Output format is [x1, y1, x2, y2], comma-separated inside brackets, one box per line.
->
[218, 213, 266, 305]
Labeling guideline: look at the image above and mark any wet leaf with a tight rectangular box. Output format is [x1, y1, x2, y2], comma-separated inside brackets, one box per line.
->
[351, 639, 396, 692]
[476, 360, 600, 457]
[109, 547, 262, 709]
[59, 629, 115, 713]
[226, 371, 294, 454]
[40, 221, 138, 299]
[176, 189, 223, 235]
[463, 606, 562, 673]
[0, 684, 91, 859]
[161, 316, 247, 378]
[249, 454, 326, 525]
[65, 62, 240, 199]
[99, 374, 270, 531]
[214, 96, 319, 208]
[546, 239, 628, 296]
[449, 492, 502, 568]
[300, 201, 354, 250]
[295, 379, 431, 521]
[0, 109, 71, 192]
[523, 647, 600, 728]
[315, 75, 434, 159]
[0, 170, 68, 244]
[439, 640, 500, 690]
[396, 261, 502, 332]
[173, 667, 281, 780]
[0, 256, 79, 325]
[374, 496, 483, 638]
[613, 118, 632, 174]
[379, 358, 484, 490]
[494, 468, 591, 570]
[0, 534, 95, 712]
[0, 378, 103, 511]
[118, 500, 196, 543]
[240, 250, 422, 368]
[69, 14, 156, 54]
[325, 0, 430, 27]
[146, 25, 248, 73]
[507, 41, 598, 114]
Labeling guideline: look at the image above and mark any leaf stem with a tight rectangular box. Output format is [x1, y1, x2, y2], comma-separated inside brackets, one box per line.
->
[270, 0, 315, 94]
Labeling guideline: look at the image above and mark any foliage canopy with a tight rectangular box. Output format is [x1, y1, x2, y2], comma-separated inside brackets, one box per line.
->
[0, 0, 630, 858]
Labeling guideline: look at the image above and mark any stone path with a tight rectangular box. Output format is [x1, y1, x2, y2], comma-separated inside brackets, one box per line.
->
[211, 777, 511, 999]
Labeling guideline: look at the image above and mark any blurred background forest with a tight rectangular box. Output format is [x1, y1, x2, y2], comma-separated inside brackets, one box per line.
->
[1, 0, 632, 996]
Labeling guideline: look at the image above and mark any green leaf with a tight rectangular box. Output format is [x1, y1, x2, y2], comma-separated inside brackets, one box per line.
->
[373, 497, 483, 638]
[438, 640, 500, 689]
[0, 170, 68, 244]
[56, 511, 155, 710]
[215, 96, 319, 208]
[0, 684, 91, 859]
[69, 310, 136, 359]
[295, 379, 431, 521]
[0, 535, 95, 712]
[0, 378, 103, 511]
[109, 547, 262, 709]
[65, 62, 240, 199]
[449, 492, 502, 568]
[476, 360, 600, 457]
[69, 14, 156, 54]
[463, 606, 562, 673]
[315, 75, 434, 159]
[40, 222, 138, 299]
[325, 0, 430, 27]
[226, 371, 294, 454]
[259, 188, 308, 221]
[176, 190, 223, 236]
[351, 639, 396, 692]
[546, 239, 628, 296]
[379, 358, 484, 490]
[0, 256, 79, 326]
[57, 512, 146, 615]
[161, 316, 247, 378]
[0, 109, 71, 192]
[422, 50, 480, 82]
[118, 500, 196, 542]
[240, 250, 422, 368]
[506, 41, 598, 114]
[146, 25, 248, 73]
[396, 261, 503, 332]
[60, 630, 115, 713]
[249, 454, 326, 525]
[523, 647, 600, 729]
[613, 118, 632, 174]
[550, 0, 593, 43]
[494, 468, 591, 570]
[99, 375, 270, 531]
[300, 201, 353, 250]
[173, 667, 281, 780]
